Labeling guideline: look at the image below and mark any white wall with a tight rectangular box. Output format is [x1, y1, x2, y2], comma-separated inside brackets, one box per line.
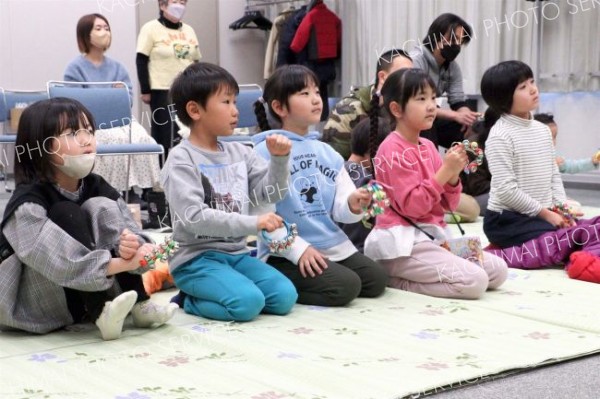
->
[539, 92, 600, 184]
[0, 0, 139, 110]
[0, 0, 139, 176]
[0, 0, 219, 125]
[218, 0, 271, 86]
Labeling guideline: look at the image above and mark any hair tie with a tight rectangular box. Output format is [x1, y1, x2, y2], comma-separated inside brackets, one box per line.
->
[258, 96, 266, 105]
[136, 237, 179, 274]
[451, 140, 484, 174]
[361, 181, 390, 229]
[261, 221, 298, 254]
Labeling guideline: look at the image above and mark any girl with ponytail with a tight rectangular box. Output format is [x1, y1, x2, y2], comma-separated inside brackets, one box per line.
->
[364, 68, 507, 299]
[252, 65, 388, 307]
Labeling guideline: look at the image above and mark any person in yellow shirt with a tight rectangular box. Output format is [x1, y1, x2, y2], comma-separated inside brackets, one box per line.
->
[136, 0, 201, 161]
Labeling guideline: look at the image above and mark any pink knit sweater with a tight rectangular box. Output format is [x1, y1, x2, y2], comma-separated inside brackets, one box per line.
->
[373, 132, 462, 229]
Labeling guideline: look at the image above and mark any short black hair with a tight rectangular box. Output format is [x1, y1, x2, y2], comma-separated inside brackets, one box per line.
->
[14, 98, 95, 185]
[374, 48, 412, 88]
[481, 60, 534, 114]
[533, 113, 555, 125]
[170, 62, 239, 127]
[351, 117, 390, 156]
[423, 13, 473, 52]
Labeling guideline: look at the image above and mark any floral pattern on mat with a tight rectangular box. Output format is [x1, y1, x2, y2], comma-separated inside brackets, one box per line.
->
[2, 269, 600, 399]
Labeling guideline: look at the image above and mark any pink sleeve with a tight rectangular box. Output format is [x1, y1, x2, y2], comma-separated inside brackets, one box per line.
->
[434, 147, 463, 211]
[379, 144, 447, 220]
[442, 181, 463, 211]
[290, 15, 312, 53]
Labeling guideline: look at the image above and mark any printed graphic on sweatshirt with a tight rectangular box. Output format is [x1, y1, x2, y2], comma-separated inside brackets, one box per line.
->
[198, 161, 248, 215]
[289, 152, 338, 219]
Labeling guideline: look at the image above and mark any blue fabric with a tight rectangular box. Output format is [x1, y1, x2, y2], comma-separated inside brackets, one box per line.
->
[253, 130, 348, 258]
[171, 250, 297, 321]
[64, 55, 134, 101]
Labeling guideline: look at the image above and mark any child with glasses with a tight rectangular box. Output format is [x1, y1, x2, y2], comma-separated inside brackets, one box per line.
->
[0, 98, 177, 340]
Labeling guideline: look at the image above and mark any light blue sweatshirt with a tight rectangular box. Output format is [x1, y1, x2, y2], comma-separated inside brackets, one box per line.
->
[253, 130, 362, 264]
[64, 55, 133, 101]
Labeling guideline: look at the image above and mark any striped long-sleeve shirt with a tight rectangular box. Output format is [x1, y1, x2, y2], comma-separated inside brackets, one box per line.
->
[486, 113, 567, 216]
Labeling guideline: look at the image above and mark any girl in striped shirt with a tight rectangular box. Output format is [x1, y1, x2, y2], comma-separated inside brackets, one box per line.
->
[481, 61, 600, 282]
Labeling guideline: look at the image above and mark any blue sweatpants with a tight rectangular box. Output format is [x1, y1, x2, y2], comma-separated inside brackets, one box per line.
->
[171, 251, 298, 322]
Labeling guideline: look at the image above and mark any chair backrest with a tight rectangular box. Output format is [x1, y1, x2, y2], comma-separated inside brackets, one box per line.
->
[47, 81, 131, 130]
[237, 84, 263, 129]
[0, 89, 48, 132]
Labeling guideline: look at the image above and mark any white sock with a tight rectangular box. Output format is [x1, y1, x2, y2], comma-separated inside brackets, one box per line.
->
[131, 301, 178, 328]
[95, 291, 138, 341]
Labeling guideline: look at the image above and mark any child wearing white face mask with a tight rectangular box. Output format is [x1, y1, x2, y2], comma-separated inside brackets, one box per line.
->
[0, 98, 177, 340]
[136, 0, 201, 159]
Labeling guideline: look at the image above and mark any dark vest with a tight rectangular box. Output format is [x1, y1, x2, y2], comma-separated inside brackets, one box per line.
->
[0, 174, 120, 262]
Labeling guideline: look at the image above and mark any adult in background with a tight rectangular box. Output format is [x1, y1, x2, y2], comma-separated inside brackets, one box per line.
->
[136, 0, 201, 160]
[411, 13, 480, 148]
[64, 13, 161, 204]
[323, 49, 413, 159]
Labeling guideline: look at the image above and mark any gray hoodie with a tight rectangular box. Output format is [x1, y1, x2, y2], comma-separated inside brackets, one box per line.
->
[160, 139, 289, 271]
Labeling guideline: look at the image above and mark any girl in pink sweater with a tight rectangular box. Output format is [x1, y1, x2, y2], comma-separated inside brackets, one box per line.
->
[364, 68, 507, 299]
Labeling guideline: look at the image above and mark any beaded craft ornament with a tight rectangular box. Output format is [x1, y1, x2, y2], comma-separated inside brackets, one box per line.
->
[137, 237, 179, 273]
[451, 140, 484, 174]
[549, 202, 578, 225]
[362, 181, 390, 229]
[261, 221, 298, 254]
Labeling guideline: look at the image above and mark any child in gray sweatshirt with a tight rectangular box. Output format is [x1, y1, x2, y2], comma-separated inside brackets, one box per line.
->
[161, 63, 298, 322]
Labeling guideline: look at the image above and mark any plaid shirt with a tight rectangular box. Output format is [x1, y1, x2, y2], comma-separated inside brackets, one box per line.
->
[0, 193, 147, 334]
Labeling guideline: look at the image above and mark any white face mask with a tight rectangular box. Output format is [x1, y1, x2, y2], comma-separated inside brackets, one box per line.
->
[90, 30, 111, 50]
[166, 3, 186, 21]
[53, 153, 96, 179]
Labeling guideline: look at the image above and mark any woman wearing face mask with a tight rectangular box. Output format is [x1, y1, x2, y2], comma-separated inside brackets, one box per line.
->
[411, 13, 480, 149]
[0, 98, 177, 340]
[64, 13, 161, 206]
[136, 0, 201, 160]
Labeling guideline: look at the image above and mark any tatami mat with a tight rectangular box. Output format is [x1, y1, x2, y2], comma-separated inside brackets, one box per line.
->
[2, 208, 600, 398]
[2, 267, 600, 399]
